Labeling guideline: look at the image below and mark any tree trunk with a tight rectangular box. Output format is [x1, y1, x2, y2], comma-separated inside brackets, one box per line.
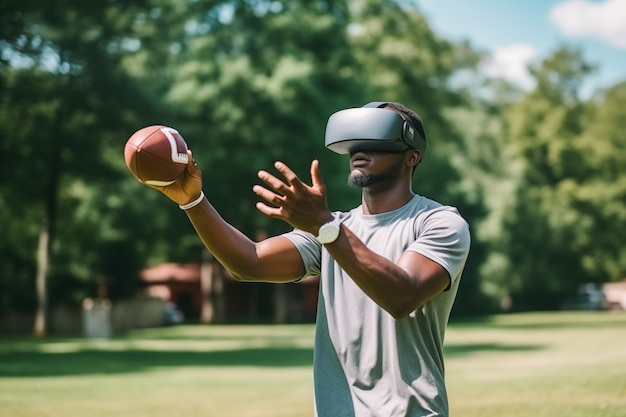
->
[33, 214, 51, 337]
[200, 250, 224, 324]
[273, 284, 288, 324]
[200, 259, 215, 324]
[33, 138, 60, 337]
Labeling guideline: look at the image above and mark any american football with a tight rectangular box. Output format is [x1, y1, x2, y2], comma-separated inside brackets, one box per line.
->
[124, 125, 189, 186]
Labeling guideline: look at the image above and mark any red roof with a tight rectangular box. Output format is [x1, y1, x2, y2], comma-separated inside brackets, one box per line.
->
[139, 262, 320, 285]
[139, 263, 201, 283]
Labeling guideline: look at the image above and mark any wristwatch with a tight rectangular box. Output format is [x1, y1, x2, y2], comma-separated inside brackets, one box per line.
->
[316, 215, 342, 244]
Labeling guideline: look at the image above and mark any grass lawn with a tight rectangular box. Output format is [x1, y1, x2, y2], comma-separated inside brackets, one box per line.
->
[444, 312, 626, 417]
[0, 311, 624, 417]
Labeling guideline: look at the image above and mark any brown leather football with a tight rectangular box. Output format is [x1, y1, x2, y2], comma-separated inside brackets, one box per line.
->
[124, 125, 189, 186]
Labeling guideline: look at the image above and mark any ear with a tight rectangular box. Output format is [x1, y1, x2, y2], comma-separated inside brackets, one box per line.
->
[406, 149, 422, 168]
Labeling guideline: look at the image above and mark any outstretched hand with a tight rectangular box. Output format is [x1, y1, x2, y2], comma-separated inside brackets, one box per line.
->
[253, 160, 333, 235]
[147, 150, 203, 206]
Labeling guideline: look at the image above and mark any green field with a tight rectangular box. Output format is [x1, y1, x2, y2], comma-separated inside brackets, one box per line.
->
[1, 311, 624, 417]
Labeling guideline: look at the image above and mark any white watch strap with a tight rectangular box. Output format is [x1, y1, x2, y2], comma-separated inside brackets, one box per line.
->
[316, 214, 342, 243]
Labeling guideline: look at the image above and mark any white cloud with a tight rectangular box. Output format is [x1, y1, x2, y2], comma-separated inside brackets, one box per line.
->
[550, 0, 626, 49]
[480, 44, 538, 89]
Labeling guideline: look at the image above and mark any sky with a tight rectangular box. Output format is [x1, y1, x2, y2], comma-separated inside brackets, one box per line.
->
[417, 0, 626, 96]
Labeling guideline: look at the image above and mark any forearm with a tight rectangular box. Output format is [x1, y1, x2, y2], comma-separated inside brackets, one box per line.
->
[182, 197, 260, 278]
[325, 225, 448, 319]
[182, 196, 305, 282]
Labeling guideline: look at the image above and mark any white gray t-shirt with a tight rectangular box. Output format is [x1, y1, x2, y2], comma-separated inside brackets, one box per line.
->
[283, 194, 471, 417]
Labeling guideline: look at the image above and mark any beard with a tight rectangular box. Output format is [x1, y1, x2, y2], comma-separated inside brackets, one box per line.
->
[347, 164, 402, 188]
[348, 172, 377, 187]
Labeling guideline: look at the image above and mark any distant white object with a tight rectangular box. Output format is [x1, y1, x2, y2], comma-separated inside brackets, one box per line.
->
[83, 298, 113, 339]
[602, 280, 626, 310]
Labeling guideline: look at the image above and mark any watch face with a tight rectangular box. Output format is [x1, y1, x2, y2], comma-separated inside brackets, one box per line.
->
[318, 223, 340, 244]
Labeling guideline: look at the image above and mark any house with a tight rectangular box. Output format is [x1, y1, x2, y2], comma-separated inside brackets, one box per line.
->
[139, 261, 319, 323]
[603, 279, 626, 310]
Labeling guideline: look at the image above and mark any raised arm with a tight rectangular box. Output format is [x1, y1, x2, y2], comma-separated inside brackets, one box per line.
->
[253, 159, 463, 319]
[149, 151, 305, 282]
[183, 199, 305, 282]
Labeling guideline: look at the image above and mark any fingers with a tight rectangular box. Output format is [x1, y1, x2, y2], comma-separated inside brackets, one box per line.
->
[183, 150, 204, 186]
[310, 159, 325, 189]
[186, 149, 198, 171]
[254, 161, 301, 219]
[252, 184, 283, 206]
[254, 160, 329, 231]
[257, 169, 291, 196]
[255, 201, 282, 218]
[255, 160, 326, 198]
[273, 161, 301, 186]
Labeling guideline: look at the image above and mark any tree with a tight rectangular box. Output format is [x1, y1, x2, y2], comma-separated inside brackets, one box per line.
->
[345, 0, 489, 313]
[565, 81, 626, 282]
[156, 0, 361, 237]
[118, 0, 491, 317]
[500, 47, 599, 309]
[0, 0, 163, 335]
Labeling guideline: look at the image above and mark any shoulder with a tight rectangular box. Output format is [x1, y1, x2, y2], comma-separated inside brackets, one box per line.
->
[407, 200, 471, 282]
[410, 195, 467, 222]
[423, 206, 469, 229]
[411, 198, 470, 244]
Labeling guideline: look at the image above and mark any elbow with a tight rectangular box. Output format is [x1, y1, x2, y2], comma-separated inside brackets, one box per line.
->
[229, 269, 257, 282]
[386, 299, 424, 320]
[390, 311, 408, 320]
[230, 272, 246, 281]
[388, 307, 415, 320]
[223, 261, 258, 282]
[228, 263, 275, 282]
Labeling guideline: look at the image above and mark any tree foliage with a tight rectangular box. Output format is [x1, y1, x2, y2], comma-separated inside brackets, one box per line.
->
[1, 1, 625, 330]
[495, 48, 626, 309]
[0, 0, 163, 328]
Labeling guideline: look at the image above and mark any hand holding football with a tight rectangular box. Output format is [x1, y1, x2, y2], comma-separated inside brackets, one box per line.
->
[124, 125, 189, 186]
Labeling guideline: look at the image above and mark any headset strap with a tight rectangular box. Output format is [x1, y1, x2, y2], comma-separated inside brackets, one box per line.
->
[362, 101, 389, 108]
[362, 102, 417, 148]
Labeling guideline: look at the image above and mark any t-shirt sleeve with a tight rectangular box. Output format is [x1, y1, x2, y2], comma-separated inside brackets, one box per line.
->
[407, 207, 471, 287]
[281, 229, 322, 278]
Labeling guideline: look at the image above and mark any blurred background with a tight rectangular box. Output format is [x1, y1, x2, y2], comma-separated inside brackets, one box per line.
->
[1, 0, 625, 336]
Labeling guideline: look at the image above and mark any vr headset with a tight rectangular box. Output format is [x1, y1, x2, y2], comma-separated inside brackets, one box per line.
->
[324, 102, 426, 155]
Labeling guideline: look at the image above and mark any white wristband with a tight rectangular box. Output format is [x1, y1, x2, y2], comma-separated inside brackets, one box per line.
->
[179, 191, 205, 210]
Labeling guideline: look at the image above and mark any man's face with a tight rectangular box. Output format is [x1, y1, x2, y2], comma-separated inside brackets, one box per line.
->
[347, 150, 406, 188]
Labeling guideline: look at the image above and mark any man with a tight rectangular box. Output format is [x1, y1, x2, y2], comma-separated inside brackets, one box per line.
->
[151, 102, 470, 416]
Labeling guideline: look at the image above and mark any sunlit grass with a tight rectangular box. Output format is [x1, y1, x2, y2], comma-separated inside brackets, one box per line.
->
[445, 312, 626, 417]
[0, 312, 624, 417]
